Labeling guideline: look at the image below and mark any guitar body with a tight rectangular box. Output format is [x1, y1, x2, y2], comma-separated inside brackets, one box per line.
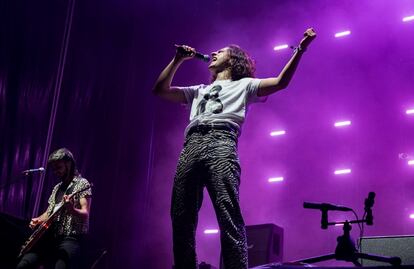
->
[18, 212, 59, 258]
[18, 184, 91, 259]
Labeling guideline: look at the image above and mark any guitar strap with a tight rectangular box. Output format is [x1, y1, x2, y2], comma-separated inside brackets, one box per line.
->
[53, 180, 76, 226]
[65, 181, 76, 196]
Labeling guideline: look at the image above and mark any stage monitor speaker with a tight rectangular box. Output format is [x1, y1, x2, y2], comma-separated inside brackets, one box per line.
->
[359, 235, 414, 266]
[220, 223, 284, 269]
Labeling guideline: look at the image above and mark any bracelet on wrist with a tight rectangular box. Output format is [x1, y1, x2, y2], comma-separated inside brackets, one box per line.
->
[290, 45, 306, 54]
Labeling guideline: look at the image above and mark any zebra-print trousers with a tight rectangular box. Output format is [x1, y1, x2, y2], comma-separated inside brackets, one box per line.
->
[171, 128, 248, 269]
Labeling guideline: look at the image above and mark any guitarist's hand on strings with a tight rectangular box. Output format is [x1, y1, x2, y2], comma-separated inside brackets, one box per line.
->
[63, 194, 76, 213]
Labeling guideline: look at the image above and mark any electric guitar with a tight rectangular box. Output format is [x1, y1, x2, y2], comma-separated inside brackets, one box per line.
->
[18, 184, 91, 259]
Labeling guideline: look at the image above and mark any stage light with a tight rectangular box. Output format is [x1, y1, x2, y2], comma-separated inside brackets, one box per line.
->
[273, 44, 289, 51]
[204, 229, 219, 234]
[409, 214, 414, 219]
[268, 177, 284, 183]
[335, 30, 351, 38]
[406, 109, 414, 115]
[402, 15, 414, 22]
[334, 169, 351, 175]
[408, 160, 414, 166]
[334, 120, 351, 127]
[270, 130, 286, 136]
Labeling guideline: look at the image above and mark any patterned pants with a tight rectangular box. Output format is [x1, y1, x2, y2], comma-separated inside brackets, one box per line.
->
[171, 127, 248, 269]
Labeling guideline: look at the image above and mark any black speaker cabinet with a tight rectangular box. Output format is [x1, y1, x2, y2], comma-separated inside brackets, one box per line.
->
[359, 235, 414, 266]
[220, 223, 284, 268]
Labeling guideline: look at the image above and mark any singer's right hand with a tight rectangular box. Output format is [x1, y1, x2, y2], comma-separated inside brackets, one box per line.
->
[29, 217, 43, 229]
[175, 44, 196, 61]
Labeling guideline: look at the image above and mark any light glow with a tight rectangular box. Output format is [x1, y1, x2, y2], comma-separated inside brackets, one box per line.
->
[268, 177, 284, 183]
[406, 109, 414, 115]
[335, 30, 351, 38]
[403, 15, 414, 22]
[408, 160, 414, 166]
[273, 44, 289, 51]
[334, 169, 351, 175]
[410, 214, 414, 219]
[334, 120, 351, 127]
[204, 229, 219, 234]
[270, 130, 286, 136]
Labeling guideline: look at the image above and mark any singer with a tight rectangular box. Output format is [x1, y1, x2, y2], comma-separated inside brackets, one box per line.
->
[16, 148, 92, 269]
[153, 28, 316, 269]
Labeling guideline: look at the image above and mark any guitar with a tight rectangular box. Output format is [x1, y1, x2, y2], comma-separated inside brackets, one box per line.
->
[18, 184, 92, 259]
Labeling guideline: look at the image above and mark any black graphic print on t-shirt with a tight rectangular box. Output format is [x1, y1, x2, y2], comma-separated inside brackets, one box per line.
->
[197, 85, 223, 115]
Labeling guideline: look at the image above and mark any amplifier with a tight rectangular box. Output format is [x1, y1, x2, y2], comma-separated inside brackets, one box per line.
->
[359, 235, 414, 265]
[220, 223, 284, 268]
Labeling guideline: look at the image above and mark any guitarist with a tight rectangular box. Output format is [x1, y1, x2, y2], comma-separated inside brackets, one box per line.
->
[17, 148, 92, 269]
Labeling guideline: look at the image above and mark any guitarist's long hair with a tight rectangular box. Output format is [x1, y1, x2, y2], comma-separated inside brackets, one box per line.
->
[48, 148, 80, 177]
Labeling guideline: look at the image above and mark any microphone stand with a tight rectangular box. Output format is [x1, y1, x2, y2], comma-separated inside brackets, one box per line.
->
[292, 198, 402, 266]
[0, 169, 45, 191]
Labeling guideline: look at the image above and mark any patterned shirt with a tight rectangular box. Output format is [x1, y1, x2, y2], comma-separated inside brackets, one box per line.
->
[46, 176, 92, 236]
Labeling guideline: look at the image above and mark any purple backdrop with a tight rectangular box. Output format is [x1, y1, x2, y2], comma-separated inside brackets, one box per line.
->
[1, 0, 413, 268]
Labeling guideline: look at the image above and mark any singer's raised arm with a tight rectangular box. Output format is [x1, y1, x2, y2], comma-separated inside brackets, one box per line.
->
[152, 45, 196, 104]
[257, 28, 316, 97]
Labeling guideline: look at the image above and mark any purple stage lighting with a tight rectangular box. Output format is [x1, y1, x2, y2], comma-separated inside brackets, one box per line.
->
[408, 160, 414, 166]
[335, 30, 351, 38]
[410, 214, 414, 219]
[270, 130, 286, 136]
[204, 229, 219, 234]
[402, 15, 414, 22]
[334, 120, 351, 127]
[273, 44, 289, 51]
[406, 109, 414, 115]
[268, 177, 284, 183]
[334, 169, 351, 175]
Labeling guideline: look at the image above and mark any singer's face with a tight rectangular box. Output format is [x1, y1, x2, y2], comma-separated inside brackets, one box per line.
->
[51, 160, 71, 179]
[208, 47, 230, 72]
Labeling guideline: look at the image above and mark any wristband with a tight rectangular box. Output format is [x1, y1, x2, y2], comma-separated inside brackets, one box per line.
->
[290, 45, 306, 54]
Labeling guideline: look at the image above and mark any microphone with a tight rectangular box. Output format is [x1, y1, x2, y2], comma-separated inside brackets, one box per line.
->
[364, 192, 375, 225]
[22, 167, 45, 175]
[175, 45, 211, 62]
[303, 202, 352, 212]
[364, 192, 375, 210]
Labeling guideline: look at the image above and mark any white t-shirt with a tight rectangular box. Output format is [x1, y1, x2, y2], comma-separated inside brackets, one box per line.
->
[178, 77, 266, 135]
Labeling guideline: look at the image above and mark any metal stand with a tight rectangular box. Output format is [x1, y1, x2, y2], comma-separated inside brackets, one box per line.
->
[294, 221, 401, 266]
[294, 193, 402, 267]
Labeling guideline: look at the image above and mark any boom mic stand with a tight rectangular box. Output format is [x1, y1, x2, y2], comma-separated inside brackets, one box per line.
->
[293, 192, 401, 267]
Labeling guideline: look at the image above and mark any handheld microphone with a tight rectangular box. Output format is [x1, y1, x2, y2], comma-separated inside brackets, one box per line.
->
[22, 167, 45, 175]
[303, 202, 352, 212]
[175, 45, 211, 62]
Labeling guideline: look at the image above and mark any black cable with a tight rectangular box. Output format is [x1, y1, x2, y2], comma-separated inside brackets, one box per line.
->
[352, 209, 363, 250]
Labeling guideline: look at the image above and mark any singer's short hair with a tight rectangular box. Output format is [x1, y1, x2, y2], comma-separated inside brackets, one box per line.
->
[48, 148, 79, 176]
[228, 45, 256, 81]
